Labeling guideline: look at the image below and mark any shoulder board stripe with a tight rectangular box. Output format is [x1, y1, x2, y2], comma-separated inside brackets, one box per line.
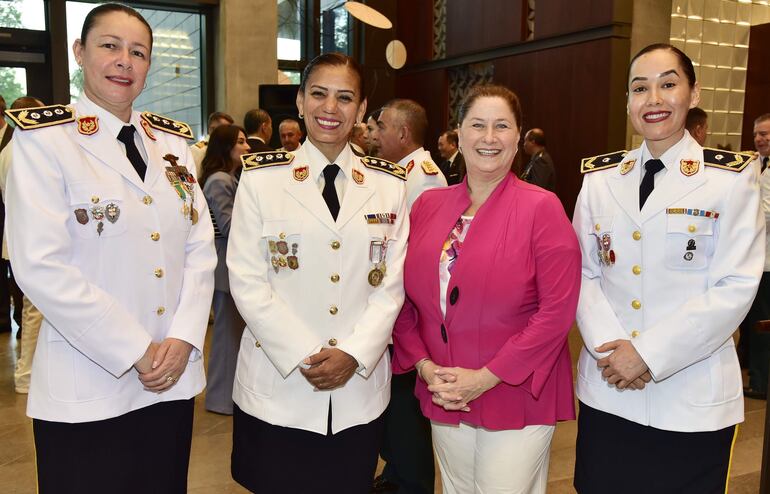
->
[140, 111, 194, 140]
[581, 150, 628, 174]
[5, 104, 74, 131]
[242, 151, 295, 171]
[703, 148, 754, 172]
[362, 156, 407, 181]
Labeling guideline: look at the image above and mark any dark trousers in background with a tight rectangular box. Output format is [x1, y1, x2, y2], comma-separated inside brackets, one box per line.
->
[379, 369, 435, 494]
[33, 399, 195, 494]
[0, 259, 21, 331]
[747, 271, 770, 392]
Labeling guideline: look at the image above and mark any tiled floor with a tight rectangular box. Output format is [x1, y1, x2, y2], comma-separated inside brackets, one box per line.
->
[0, 325, 764, 493]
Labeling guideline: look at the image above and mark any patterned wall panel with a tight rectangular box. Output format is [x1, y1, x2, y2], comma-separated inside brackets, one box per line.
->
[669, 0, 770, 150]
[527, 0, 535, 40]
[447, 62, 495, 126]
[433, 0, 447, 60]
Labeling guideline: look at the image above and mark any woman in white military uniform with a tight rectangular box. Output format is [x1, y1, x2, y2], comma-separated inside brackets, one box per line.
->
[227, 53, 408, 493]
[5, 4, 216, 493]
[572, 43, 763, 493]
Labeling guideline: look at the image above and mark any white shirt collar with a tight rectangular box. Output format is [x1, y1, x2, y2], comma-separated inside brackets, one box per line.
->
[398, 147, 427, 167]
[75, 92, 143, 140]
[640, 131, 691, 171]
[303, 139, 354, 182]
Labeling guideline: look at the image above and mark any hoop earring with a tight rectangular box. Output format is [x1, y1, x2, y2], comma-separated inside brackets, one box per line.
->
[298, 113, 304, 120]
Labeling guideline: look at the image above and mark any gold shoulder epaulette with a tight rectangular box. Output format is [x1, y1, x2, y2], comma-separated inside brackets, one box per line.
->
[5, 104, 74, 130]
[362, 156, 407, 181]
[581, 150, 628, 174]
[194, 140, 207, 149]
[241, 151, 294, 171]
[421, 160, 440, 175]
[140, 111, 194, 140]
[703, 148, 754, 172]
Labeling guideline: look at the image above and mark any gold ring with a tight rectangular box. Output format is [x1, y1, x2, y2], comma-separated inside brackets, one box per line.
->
[166, 375, 176, 383]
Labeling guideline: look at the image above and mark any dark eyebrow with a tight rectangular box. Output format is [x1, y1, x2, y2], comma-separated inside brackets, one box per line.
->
[99, 34, 149, 51]
[309, 84, 355, 95]
[630, 69, 679, 84]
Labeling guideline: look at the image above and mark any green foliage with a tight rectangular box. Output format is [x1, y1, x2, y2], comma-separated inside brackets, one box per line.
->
[0, 68, 24, 104]
[70, 68, 84, 98]
[0, 0, 22, 29]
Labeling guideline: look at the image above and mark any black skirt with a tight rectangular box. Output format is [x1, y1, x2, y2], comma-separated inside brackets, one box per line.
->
[232, 405, 384, 494]
[574, 402, 737, 494]
[33, 399, 195, 494]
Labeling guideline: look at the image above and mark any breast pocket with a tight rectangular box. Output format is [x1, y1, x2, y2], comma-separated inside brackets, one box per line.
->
[587, 215, 615, 269]
[67, 182, 128, 239]
[664, 215, 715, 270]
[262, 219, 302, 275]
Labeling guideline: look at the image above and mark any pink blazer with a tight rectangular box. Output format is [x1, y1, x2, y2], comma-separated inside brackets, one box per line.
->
[393, 173, 580, 430]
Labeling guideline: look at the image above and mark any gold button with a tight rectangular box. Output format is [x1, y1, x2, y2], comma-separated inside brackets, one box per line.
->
[154, 268, 164, 278]
[594, 224, 601, 232]
[688, 224, 696, 233]
[255, 340, 261, 348]
[631, 330, 640, 338]
[279, 232, 286, 239]
[150, 232, 160, 241]
[91, 196, 99, 204]
[156, 306, 165, 316]
[631, 299, 641, 310]
[632, 231, 641, 241]
[143, 195, 153, 205]
[331, 240, 341, 250]
[330, 274, 340, 283]
[329, 305, 338, 315]
[632, 265, 641, 275]
[328, 338, 338, 346]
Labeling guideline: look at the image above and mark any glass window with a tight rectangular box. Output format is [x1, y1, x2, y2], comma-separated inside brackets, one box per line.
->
[66, 2, 204, 138]
[320, 0, 351, 55]
[277, 0, 303, 61]
[279, 69, 301, 85]
[0, 66, 27, 107]
[0, 0, 46, 30]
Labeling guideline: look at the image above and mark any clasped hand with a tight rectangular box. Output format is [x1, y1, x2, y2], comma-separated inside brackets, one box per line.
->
[134, 338, 193, 392]
[300, 348, 358, 390]
[595, 339, 651, 390]
[420, 360, 500, 412]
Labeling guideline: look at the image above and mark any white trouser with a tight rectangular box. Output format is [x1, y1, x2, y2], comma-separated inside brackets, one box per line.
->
[431, 421, 555, 494]
[14, 295, 43, 393]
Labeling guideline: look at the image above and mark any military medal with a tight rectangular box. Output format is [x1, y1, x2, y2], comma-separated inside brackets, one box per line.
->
[105, 203, 120, 223]
[287, 243, 299, 270]
[74, 208, 89, 225]
[191, 207, 198, 225]
[684, 238, 696, 261]
[368, 239, 388, 287]
[352, 169, 364, 184]
[277, 240, 289, 255]
[278, 257, 288, 268]
[271, 256, 280, 273]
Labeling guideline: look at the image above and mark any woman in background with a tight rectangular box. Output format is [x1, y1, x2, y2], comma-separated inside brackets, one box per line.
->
[200, 124, 250, 415]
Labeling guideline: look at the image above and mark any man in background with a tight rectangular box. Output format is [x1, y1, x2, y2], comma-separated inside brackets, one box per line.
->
[521, 128, 556, 192]
[349, 122, 367, 156]
[437, 129, 465, 185]
[277, 118, 302, 152]
[244, 108, 273, 153]
[191, 111, 234, 176]
[685, 107, 709, 146]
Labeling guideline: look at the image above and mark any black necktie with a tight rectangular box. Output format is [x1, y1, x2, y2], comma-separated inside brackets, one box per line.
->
[639, 159, 665, 210]
[762, 156, 768, 173]
[117, 125, 147, 181]
[322, 164, 340, 221]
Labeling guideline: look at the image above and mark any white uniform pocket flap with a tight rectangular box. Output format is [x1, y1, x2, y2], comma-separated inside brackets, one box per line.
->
[588, 215, 614, 236]
[666, 214, 715, 236]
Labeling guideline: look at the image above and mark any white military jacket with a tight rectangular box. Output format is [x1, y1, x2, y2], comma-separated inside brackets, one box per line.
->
[6, 95, 216, 423]
[573, 132, 764, 432]
[228, 141, 408, 435]
[399, 147, 447, 209]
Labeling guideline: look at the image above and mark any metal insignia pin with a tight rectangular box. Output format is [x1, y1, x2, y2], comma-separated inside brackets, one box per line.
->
[74, 208, 89, 225]
[105, 203, 120, 223]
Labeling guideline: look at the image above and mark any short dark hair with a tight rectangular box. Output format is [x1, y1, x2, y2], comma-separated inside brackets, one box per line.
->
[200, 124, 246, 187]
[755, 113, 770, 126]
[80, 3, 153, 52]
[368, 108, 383, 123]
[443, 129, 458, 147]
[208, 111, 234, 127]
[243, 109, 271, 135]
[526, 128, 546, 146]
[11, 96, 44, 110]
[629, 43, 696, 88]
[383, 99, 429, 146]
[299, 52, 365, 101]
[685, 107, 708, 132]
[458, 84, 523, 131]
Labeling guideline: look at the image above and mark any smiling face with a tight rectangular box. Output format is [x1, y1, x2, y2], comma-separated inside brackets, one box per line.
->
[73, 11, 152, 121]
[279, 121, 302, 151]
[458, 96, 520, 179]
[296, 64, 366, 161]
[754, 119, 770, 157]
[627, 49, 700, 155]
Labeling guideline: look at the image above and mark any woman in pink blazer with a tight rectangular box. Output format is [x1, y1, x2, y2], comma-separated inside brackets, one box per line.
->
[393, 84, 581, 493]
